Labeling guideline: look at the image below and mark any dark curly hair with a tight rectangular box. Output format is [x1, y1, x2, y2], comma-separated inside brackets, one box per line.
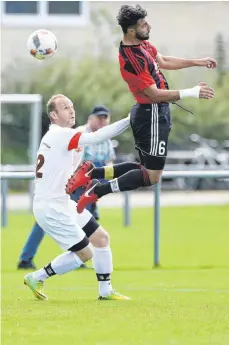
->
[117, 4, 147, 34]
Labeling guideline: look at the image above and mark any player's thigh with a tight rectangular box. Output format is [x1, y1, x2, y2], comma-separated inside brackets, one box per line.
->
[139, 121, 170, 176]
[76, 208, 108, 247]
[137, 116, 170, 178]
[34, 200, 89, 251]
[76, 207, 100, 237]
[138, 152, 163, 183]
[130, 104, 152, 150]
[138, 149, 165, 168]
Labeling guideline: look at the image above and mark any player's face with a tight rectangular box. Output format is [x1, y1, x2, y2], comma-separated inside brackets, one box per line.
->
[89, 115, 110, 131]
[53, 97, 75, 128]
[135, 18, 151, 40]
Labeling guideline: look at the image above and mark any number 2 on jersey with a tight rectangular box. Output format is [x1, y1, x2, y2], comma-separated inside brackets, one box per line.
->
[36, 154, 45, 178]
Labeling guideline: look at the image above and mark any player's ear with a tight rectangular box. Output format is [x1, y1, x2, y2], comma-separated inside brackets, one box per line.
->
[49, 111, 57, 122]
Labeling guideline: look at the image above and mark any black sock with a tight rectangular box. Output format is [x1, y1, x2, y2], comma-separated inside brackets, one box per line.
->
[91, 162, 140, 180]
[91, 167, 105, 179]
[113, 162, 141, 177]
[94, 182, 112, 197]
[94, 168, 151, 198]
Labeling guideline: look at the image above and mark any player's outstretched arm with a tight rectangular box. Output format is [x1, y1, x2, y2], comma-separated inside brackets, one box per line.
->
[156, 54, 217, 71]
[78, 117, 130, 146]
[144, 82, 215, 103]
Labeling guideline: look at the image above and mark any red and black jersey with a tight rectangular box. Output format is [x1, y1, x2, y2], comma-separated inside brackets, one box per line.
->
[119, 41, 169, 104]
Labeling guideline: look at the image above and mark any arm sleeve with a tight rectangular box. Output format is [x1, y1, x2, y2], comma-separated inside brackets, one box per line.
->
[68, 117, 130, 150]
[67, 130, 83, 150]
[78, 117, 130, 146]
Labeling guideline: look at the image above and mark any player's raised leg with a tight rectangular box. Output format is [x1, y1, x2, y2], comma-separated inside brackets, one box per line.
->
[66, 161, 141, 195]
[76, 164, 156, 213]
[77, 104, 170, 214]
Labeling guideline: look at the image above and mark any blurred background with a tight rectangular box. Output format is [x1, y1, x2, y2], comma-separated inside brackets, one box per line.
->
[1, 0, 229, 222]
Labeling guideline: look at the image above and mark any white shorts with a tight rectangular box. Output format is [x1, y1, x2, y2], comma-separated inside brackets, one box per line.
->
[33, 198, 92, 251]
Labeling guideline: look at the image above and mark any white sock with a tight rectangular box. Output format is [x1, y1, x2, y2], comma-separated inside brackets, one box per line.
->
[92, 246, 113, 297]
[32, 252, 83, 281]
[32, 268, 49, 281]
[50, 251, 83, 275]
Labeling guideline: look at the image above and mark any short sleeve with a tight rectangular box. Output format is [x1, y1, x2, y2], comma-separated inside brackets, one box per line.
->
[121, 68, 155, 91]
[68, 131, 82, 150]
[58, 128, 82, 151]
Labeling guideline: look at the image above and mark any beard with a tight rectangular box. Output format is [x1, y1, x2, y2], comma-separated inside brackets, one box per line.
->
[135, 31, 150, 41]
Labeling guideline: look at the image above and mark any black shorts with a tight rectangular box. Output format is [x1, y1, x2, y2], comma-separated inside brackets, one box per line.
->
[130, 103, 172, 170]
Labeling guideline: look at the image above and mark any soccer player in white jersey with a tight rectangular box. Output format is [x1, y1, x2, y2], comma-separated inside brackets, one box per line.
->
[24, 94, 130, 301]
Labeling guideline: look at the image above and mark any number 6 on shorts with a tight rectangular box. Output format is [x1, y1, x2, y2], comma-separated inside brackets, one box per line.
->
[158, 141, 166, 156]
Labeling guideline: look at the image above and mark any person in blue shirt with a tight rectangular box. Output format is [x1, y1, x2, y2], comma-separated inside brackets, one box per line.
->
[18, 105, 116, 269]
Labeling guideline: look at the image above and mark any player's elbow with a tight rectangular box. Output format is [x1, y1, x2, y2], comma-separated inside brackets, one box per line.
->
[157, 60, 167, 70]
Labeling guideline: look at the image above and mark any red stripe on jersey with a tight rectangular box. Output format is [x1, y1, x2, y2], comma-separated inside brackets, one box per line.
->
[140, 43, 166, 89]
[127, 48, 144, 74]
[68, 132, 82, 151]
[124, 48, 141, 75]
[124, 48, 139, 74]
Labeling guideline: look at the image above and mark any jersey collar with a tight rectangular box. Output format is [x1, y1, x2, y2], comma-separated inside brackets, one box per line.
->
[120, 40, 141, 47]
[49, 124, 61, 130]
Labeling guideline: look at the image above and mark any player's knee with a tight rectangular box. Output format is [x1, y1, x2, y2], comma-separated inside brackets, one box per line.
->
[147, 169, 163, 184]
[150, 175, 161, 184]
[75, 245, 93, 262]
[89, 226, 110, 247]
[68, 236, 93, 262]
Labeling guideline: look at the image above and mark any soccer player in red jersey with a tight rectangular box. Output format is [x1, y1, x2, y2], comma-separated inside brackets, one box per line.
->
[67, 4, 216, 213]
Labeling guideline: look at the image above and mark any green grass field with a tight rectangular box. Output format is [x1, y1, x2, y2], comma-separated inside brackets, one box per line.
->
[2, 205, 229, 345]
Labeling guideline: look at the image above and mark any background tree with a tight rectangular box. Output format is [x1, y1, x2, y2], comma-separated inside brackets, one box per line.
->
[215, 33, 226, 87]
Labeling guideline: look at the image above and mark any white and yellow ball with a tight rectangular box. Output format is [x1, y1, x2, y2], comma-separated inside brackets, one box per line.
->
[27, 29, 57, 60]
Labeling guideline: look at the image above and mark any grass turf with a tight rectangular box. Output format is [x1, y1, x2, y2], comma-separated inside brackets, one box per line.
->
[1, 205, 229, 345]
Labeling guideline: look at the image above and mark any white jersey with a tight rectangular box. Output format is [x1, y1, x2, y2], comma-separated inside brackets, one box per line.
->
[34, 125, 80, 200]
[34, 118, 130, 201]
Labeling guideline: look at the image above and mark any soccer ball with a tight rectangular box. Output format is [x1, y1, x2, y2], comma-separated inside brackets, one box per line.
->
[27, 29, 57, 60]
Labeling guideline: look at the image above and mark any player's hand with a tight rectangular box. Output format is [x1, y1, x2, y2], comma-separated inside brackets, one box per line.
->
[197, 57, 217, 69]
[198, 82, 215, 99]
